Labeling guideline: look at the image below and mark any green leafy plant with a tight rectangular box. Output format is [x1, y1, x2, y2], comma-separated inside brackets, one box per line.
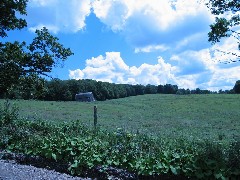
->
[0, 100, 18, 126]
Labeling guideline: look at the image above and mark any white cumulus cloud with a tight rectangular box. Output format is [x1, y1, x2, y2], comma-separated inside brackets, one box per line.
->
[91, 0, 213, 51]
[69, 51, 240, 91]
[28, 24, 59, 34]
[27, 0, 92, 33]
[170, 46, 240, 90]
[69, 52, 177, 85]
[210, 35, 240, 63]
[92, 0, 210, 31]
[134, 45, 169, 53]
[29, 0, 56, 7]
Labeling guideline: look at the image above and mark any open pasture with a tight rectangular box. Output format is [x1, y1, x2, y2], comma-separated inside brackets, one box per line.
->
[1, 94, 240, 143]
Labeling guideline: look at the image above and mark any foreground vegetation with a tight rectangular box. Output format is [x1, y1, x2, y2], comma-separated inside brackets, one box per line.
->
[0, 94, 240, 179]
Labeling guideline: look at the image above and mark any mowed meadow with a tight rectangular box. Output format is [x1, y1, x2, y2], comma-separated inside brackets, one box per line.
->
[2, 94, 239, 143]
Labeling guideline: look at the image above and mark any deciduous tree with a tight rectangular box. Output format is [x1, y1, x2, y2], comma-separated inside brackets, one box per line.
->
[0, 28, 73, 95]
[207, 0, 240, 63]
[0, 0, 73, 96]
[0, 0, 28, 38]
[233, 80, 240, 93]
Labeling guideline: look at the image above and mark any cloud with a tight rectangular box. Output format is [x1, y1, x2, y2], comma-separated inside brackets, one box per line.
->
[92, 0, 209, 31]
[210, 35, 240, 63]
[69, 50, 240, 91]
[27, 0, 91, 33]
[170, 49, 215, 75]
[29, 0, 56, 7]
[170, 46, 240, 90]
[28, 24, 59, 34]
[27, 0, 214, 53]
[92, 0, 129, 31]
[92, 0, 214, 51]
[69, 52, 177, 85]
[134, 44, 169, 53]
[207, 66, 240, 90]
[28, 1, 213, 45]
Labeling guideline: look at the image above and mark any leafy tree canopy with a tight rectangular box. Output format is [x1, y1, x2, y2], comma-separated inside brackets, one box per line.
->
[207, 0, 240, 63]
[0, 0, 28, 38]
[233, 80, 240, 93]
[0, 0, 73, 95]
[0, 28, 73, 94]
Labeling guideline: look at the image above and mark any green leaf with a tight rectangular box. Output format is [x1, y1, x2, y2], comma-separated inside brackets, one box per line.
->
[107, 160, 112, 165]
[113, 160, 120, 166]
[70, 151, 76, 156]
[148, 171, 153, 175]
[96, 157, 101, 162]
[71, 141, 76, 146]
[170, 166, 178, 175]
[52, 153, 57, 161]
[214, 173, 223, 179]
[70, 160, 79, 168]
[163, 151, 168, 158]
[92, 141, 99, 146]
[26, 150, 33, 155]
[93, 154, 99, 158]
[173, 153, 180, 159]
[122, 156, 127, 163]
[87, 162, 94, 168]
[155, 163, 163, 170]
[66, 147, 72, 151]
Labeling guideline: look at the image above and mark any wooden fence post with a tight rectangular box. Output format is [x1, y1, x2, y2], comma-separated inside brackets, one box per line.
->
[94, 105, 97, 130]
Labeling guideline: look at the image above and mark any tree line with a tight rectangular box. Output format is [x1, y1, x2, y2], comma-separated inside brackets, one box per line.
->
[1, 75, 239, 101]
[1, 76, 179, 101]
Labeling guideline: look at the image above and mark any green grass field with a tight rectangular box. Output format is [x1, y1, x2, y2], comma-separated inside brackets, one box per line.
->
[1, 94, 240, 143]
[1, 94, 240, 178]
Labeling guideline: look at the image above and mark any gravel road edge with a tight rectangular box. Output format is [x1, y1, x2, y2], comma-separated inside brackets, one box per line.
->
[0, 159, 91, 180]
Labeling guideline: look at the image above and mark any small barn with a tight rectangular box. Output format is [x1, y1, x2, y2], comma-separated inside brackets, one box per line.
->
[75, 92, 95, 102]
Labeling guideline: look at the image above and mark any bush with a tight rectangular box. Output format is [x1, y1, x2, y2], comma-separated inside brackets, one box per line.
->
[0, 100, 18, 126]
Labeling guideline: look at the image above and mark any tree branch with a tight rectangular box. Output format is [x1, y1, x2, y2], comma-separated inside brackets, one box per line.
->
[215, 49, 240, 63]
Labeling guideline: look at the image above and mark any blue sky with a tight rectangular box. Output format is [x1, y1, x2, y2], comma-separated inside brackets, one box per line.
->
[5, 0, 240, 90]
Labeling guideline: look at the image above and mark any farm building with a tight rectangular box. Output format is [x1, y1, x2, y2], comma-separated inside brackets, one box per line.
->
[75, 92, 95, 102]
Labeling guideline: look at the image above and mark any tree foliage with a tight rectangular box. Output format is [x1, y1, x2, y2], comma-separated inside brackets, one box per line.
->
[8, 74, 47, 100]
[233, 80, 240, 93]
[0, 28, 73, 94]
[4, 77, 226, 101]
[0, 1, 73, 95]
[145, 84, 158, 94]
[0, 0, 28, 38]
[2, 78, 182, 101]
[207, 0, 240, 63]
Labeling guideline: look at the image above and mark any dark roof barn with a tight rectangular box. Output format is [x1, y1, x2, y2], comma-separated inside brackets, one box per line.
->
[75, 92, 95, 102]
